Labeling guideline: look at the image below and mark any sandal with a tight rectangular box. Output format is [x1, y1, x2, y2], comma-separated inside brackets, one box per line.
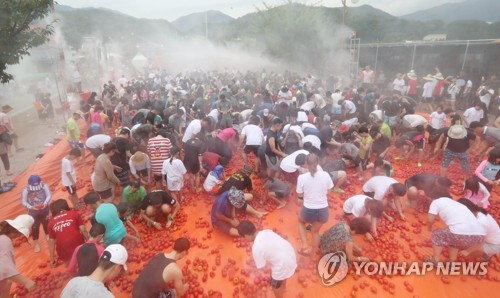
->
[297, 247, 311, 256]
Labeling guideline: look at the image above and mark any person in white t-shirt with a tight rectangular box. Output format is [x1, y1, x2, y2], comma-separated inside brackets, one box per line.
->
[279, 150, 309, 185]
[342, 195, 385, 240]
[392, 73, 405, 94]
[277, 86, 293, 106]
[85, 134, 112, 158]
[429, 105, 447, 130]
[162, 147, 187, 202]
[401, 114, 428, 129]
[427, 196, 485, 263]
[296, 154, 333, 257]
[238, 221, 297, 298]
[457, 198, 500, 259]
[462, 103, 484, 128]
[61, 148, 82, 208]
[302, 134, 321, 150]
[181, 117, 212, 143]
[239, 116, 264, 172]
[362, 176, 407, 221]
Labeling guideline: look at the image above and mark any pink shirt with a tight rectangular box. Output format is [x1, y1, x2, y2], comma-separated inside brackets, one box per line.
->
[90, 112, 103, 128]
[67, 240, 105, 275]
[217, 128, 236, 143]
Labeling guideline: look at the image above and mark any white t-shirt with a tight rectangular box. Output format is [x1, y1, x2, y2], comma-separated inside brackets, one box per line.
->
[429, 111, 446, 129]
[428, 197, 485, 235]
[422, 81, 435, 98]
[302, 135, 321, 150]
[477, 213, 500, 245]
[463, 108, 484, 127]
[240, 109, 253, 122]
[343, 100, 356, 114]
[403, 114, 428, 127]
[301, 122, 316, 131]
[282, 124, 304, 139]
[280, 150, 309, 173]
[61, 276, 113, 298]
[252, 230, 297, 280]
[277, 90, 293, 105]
[61, 157, 76, 187]
[85, 134, 111, 149]
[393, 78, 405, 92]
[362, 70, 375, 84]
[297, 111, 308, 122]
[343, 195, 370, 217]
[479, 89, 494, 107]
[296, 170, 333, 209]
[362, 176, 398, 201]
[241, 124, 264, 146]
[300, 101, 316, 111]
[370, 110, 383, 121]
[208, 109, 219, 123]
[182, 119, 201, 143]
[203, 174, 221, 192]
[343, 117, 358, 127]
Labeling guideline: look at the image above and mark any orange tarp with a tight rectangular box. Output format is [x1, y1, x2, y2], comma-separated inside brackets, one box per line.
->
[1, 121, 499, 298]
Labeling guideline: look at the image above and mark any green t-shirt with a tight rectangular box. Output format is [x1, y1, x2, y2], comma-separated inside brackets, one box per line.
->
[380, 122, 392, 139]
[122, 186, 147, 210]
[66, 117, 80, 141]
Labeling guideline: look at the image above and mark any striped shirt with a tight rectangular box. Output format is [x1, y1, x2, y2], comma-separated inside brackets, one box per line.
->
[147, 136, 172, 175]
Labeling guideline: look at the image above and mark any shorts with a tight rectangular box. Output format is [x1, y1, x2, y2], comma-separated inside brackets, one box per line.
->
[158, 289, 176, 298]
[441, 148, 470, 172]
[299, 206, 329, 224]
[265, 154, 281, 172]
[282, 171, 299, 184]
[244, 145, 260, 155]
[68, 140, 85, 151]
[213, 220, 233, 234]
[96, 188, 112, 200]
[431, 228, 484, 249]
[270, 278, 285, 289]
[66, 185, 76, 195]
[483, 243, 500, 256]
[153, 174, 164, 182]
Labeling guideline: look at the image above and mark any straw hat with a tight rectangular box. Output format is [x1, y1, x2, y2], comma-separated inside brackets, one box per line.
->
[6, 214, 35, 238]
[407, 72, 417, 80]
[447, 125, 467, 139]
[434, 73, 444, 80]
[228, 186, 245, 209]
[131, 151, 148, 164]
[2, 105, 13, 113]
[422, 74, 435, 81]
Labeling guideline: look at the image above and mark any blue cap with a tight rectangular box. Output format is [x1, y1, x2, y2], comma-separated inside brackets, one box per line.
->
[28, 175, 41, 185]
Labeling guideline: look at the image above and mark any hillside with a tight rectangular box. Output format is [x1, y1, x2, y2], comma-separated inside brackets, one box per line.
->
[402, 0, 500, 23]
[56, 7, 179, 51]
[173, 10, 234, 35]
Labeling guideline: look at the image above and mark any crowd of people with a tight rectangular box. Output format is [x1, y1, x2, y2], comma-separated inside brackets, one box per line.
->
[1, 66, 499, 298]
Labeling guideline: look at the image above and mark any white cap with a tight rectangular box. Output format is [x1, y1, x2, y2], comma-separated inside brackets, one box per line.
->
[6, 214, 34, 238]
[102, 244, 128, 270]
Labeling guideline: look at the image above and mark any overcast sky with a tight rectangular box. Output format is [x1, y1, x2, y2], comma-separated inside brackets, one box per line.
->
[57, 0, 465, 21]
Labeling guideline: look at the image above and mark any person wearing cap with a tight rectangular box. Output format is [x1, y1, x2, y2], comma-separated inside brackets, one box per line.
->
[132, 238, 190, 298]
[0, 104, 23, 155]
[203, 165, 225, 194]
[212, 187, 260, 236]
[237, 220, 297, 298]
[21, 174, 52, 252]
[61, 244, 128, 298]
[129, 151, 151, 187]
[92, 142, 121, 202]
[83, 192, 127, 246]
[66, 111, 86, 161]
[0, 215, 36, 296]
[435, 124, 476, 177]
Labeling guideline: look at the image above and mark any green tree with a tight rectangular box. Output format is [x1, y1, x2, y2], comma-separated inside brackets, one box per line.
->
[0, 0, 54, 83]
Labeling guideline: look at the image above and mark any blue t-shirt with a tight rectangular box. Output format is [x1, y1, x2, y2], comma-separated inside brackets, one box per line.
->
[95, 203, 127, 245]
[211, 191, 232, 224]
